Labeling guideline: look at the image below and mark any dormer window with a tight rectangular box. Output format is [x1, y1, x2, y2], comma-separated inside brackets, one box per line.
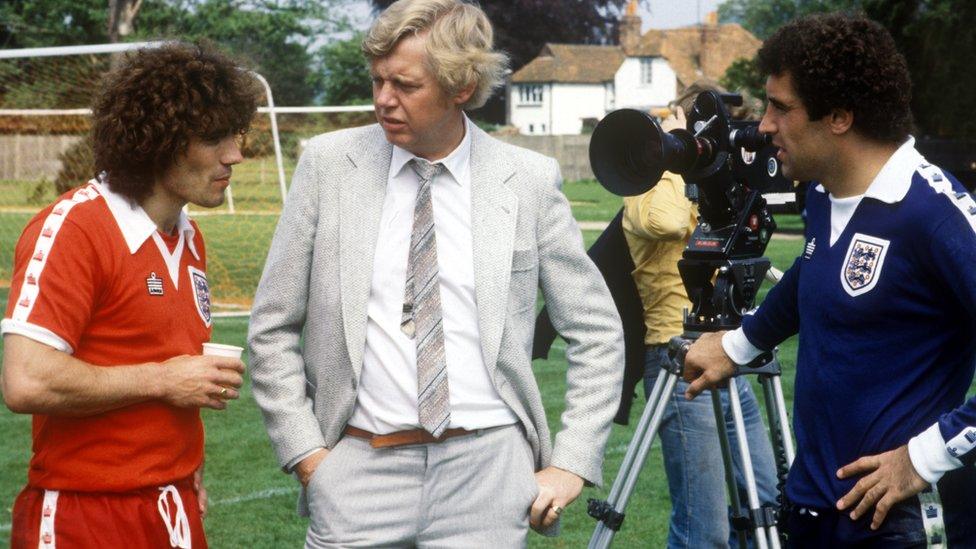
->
[640, 58, 653, 85]
[518, 84, 544, 104]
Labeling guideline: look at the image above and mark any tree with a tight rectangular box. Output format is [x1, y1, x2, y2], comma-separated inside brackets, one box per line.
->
[718, 0, 864, 40]
[1, 0, 350, 107]
[719, 0, 976, 140]
[318, 32, 372, 106]
[720, 57, 765, 102]
[135, 0, 347, 105]
[0, 0, 108, 48]
[874, 1, 976, 139]
[108, 0, 142, 42]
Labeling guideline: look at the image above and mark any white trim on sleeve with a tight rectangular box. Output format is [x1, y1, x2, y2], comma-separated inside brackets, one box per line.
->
[11, 185, 97, 324]
[908, 422, 963, 485]
[0, 318, 73, 354]
[721, 327, 764, 365]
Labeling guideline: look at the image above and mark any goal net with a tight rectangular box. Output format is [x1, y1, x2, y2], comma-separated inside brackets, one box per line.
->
[0, 42, 374, 315]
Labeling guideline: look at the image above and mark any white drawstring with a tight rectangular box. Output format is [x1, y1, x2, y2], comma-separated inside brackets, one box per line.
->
[157, 485, 191, 548]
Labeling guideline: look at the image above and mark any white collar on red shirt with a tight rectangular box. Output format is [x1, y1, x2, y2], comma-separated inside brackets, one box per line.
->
[813, 136, 923, 204]
[91, 178, 200, 260]
[388, 114, 472, 187]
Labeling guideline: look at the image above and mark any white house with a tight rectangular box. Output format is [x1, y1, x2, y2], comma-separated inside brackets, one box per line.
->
[508, 6, 761, 135]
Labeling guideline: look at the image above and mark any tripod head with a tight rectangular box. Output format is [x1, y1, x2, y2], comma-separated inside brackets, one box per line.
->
[590, 91, 786, 331]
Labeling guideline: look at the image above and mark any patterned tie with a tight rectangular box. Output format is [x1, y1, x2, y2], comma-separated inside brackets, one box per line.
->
[401, 158, 450, 437]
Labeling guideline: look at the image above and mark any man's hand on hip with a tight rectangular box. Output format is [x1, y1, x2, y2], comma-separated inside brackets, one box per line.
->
[156, 355, 245, 410]
[530, 466, 583, 531]
[836, 444, 929, 530]
[296, 448, 330, 487]
[682, 331, 736, 399]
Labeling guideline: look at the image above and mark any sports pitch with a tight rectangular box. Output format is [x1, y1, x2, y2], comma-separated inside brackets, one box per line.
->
[2, 177, 816, 547]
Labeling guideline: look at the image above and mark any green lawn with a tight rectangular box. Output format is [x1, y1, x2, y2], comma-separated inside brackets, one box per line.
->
[0, 178, 813, 546]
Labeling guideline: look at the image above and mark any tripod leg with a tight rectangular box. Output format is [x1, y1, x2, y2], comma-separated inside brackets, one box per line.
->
[712, 389, 748, 549]
[727, 378, 770, 549]
[759, 375, 790, 549]
[589, 371, 679, 549]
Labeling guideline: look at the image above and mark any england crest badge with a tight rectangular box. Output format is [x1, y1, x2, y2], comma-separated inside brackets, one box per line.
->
[188, 266, 212, 327]
[840, 233, 890, 297]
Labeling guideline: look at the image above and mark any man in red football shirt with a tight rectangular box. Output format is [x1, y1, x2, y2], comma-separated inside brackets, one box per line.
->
[1, 43, 261, 548]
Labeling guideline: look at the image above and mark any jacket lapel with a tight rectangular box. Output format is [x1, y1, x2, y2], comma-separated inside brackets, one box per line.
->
[340, 126, 392, 380]
[469, 126, 518, 376]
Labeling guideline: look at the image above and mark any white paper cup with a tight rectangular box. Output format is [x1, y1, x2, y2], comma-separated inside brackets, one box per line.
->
[202, 342, 244, 360]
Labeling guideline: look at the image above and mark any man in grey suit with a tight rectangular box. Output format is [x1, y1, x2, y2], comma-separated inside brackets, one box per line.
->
[248, 0, 624, 545]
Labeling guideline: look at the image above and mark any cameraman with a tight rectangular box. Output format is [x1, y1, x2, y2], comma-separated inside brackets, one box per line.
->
[622, 87, 777, 548]
[684, 13, 976, 546]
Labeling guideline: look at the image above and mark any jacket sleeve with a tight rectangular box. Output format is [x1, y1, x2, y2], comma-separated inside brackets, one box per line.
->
[247, 139, 328, 470]
[537, 158, 625, 486]
[908, 210, 976, 483]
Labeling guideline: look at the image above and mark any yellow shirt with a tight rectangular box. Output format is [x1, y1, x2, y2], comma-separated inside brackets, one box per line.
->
[621, 173, 698, 345]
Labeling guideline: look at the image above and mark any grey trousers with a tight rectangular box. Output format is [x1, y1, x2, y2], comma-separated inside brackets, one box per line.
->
[304, 424, 539, 548]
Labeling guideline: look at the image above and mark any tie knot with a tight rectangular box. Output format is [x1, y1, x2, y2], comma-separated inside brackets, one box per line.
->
[409, 158, 445, 182]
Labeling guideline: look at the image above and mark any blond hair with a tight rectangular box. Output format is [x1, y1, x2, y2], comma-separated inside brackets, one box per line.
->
[362, 0, 508, 110]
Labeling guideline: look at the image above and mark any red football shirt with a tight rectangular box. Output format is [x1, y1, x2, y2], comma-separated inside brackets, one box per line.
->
[2, 180, 213, 492]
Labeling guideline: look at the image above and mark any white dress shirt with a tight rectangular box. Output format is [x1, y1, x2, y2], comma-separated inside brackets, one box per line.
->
[347, 116, 518, 434]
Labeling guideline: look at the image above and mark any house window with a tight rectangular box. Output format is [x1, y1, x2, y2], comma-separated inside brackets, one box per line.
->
[640, 58, 653, 85]
[518, 84, 543, 104]
[529, 124, 535, 133]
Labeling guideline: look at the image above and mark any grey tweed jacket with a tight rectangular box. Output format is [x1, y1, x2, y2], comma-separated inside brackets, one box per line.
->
[247, 122, 624, 507]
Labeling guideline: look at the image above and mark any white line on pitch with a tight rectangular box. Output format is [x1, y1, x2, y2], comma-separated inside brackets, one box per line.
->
[211, 486, 299, 506]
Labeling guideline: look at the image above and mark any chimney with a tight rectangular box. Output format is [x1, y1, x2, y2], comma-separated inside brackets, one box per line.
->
[699, 11, 720, 79]
[619, 0, 642, 55]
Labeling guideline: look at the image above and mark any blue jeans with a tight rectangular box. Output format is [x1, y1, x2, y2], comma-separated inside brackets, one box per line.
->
[643, 344, 779, 549]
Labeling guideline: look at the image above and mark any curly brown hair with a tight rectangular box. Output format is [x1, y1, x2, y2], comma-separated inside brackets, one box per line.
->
[91, 42, 262, 202]
[757, 13, 913, 144]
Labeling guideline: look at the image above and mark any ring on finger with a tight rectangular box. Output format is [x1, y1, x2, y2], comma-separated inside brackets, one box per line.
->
[219, 387, 228, 397]
[551, 505, 563, 516]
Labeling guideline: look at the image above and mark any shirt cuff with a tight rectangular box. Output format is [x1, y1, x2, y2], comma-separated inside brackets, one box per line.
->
[908, 422, 962, 485]
[284, 447, 327, 473]
[721, 328, 764, 365]
[1, 318, 73, 354]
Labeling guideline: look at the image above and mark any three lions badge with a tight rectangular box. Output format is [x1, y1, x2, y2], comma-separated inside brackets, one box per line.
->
[841, 233, 890, 297]
[188, 266, 212, 327]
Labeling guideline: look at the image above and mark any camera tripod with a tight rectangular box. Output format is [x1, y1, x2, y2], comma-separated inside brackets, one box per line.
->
[586, 90, 797, 548]
[587, 261, 796, 549]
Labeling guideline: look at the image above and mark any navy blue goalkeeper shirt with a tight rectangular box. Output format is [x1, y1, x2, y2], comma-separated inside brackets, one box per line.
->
[742, 140, 976, 512]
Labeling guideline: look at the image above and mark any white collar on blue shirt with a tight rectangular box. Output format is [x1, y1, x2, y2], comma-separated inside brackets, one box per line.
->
[92, 177, 200, 259]
[814, 136, 924, 204]
[388, 114, 472, 187]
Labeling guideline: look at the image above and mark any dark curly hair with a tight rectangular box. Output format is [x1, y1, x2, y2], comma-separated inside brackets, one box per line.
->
[757, 13, 913, 144]
[91, 42, 263, 202]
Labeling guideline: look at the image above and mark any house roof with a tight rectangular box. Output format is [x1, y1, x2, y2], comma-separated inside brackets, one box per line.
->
[511, 23, 761, 88]
[511, 44, 624, 84]
[634, 23, 761, 87]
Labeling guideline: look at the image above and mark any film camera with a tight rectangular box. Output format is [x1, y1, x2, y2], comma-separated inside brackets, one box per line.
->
[590, 90, 790, 331]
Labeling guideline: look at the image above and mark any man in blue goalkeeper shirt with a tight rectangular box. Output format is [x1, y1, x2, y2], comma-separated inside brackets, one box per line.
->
[684, 13, 976, 547]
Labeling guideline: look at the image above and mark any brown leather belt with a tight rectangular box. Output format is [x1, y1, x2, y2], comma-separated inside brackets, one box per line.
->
[343, 425, 476, 449]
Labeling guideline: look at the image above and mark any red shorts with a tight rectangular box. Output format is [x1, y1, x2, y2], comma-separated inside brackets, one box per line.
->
[10, 478, 207, 549]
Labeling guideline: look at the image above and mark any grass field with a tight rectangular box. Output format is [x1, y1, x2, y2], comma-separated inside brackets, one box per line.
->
[0, 178, 815, 546]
